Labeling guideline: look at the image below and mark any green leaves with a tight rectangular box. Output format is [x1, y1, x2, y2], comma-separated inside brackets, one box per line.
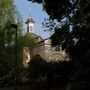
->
[28, 0, 90, 89]
[18, 34, 37, 50]
[0, 0, 23, 87]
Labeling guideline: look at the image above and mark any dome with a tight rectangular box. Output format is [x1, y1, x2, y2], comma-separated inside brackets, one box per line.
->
[26, 32, 43, 42]
[26, 32, 38, 38]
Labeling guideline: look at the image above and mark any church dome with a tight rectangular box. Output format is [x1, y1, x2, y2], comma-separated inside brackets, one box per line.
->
[26, 32, 43, 42]
[26, 32, 39, 39]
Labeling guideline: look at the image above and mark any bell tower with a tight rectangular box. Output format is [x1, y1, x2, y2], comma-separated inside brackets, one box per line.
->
[25, 13, 35, 33]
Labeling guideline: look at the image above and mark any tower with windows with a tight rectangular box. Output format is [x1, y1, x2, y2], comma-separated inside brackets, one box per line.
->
[25, 14, 35, 33]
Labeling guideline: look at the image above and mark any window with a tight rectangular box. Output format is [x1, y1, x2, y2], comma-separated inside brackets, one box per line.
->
[30, 26, 33, 32]
[55, 45, 60, 51]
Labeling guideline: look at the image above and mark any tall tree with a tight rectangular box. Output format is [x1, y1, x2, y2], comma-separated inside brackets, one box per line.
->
[0, 0, 23, 86]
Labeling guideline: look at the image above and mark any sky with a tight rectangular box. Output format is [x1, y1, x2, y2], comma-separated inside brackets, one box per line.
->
[14, 0, 50, 39]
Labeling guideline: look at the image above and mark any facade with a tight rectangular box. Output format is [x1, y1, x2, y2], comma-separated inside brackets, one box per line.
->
[23, 15, 69, 67]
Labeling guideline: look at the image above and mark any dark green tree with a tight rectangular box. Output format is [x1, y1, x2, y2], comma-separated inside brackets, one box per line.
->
[28, 0, 90, 89]
[0, 0, 23, 86]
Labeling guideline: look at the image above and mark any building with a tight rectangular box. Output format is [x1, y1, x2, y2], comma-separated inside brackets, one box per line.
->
[23, 14, 69, 67]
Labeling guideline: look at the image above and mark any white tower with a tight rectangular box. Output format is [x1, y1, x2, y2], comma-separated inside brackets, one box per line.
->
[25, 14, 35, 33]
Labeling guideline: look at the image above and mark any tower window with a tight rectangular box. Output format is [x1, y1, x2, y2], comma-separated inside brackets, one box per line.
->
[30, 26, 33, 32]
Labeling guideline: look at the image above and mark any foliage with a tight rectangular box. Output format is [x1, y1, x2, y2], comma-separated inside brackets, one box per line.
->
[28, 0, 90, 89]
[18, 34, 37, 58]
[28, 55, 47, 80]
[28, 0, 72, 20]
[19, 34, 37, 49]
[28, 55, 74, 89]
[0, 0, 23, 87]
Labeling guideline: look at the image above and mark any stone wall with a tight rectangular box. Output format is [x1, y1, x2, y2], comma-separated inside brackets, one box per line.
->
[33, 44, 69, 62]
[23, 39, 70, 68]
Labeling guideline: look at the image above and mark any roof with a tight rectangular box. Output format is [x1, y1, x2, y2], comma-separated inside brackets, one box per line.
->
[26, 32, 38, 38]
[25, 16, 35, 24]
[26, 32, 43, 42]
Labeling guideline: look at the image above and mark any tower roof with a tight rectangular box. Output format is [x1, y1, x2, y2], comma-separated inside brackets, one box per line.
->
[25, 16, 35, 24]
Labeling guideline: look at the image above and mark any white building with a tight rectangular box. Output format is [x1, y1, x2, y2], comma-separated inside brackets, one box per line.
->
[23, 14, 69, 67]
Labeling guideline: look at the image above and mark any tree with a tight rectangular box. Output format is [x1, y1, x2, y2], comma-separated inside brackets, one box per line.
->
[28, 0, 90, 89]
[28, 54, 73, 90]
[28, 55, 47, 80]
[0, 0, 23, 86]
[18, 33, 37, 58]
[27, 0, 89, 55]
